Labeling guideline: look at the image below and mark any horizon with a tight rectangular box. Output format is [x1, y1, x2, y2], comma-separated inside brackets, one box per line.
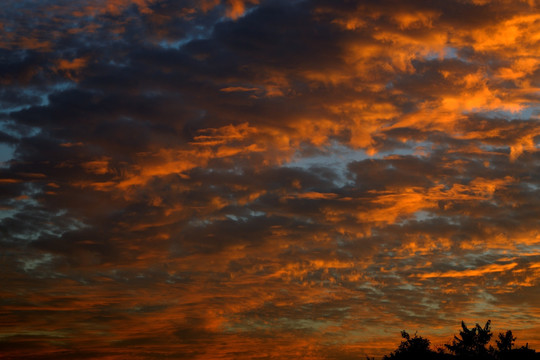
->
[1, 0, 540, 359]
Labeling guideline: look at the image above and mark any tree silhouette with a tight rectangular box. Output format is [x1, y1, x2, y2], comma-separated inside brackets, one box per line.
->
[496, 330, 516, 352]
[379, 320, 540, 360]
[383, 331, 435, 360]
[445, 320, 492, 359]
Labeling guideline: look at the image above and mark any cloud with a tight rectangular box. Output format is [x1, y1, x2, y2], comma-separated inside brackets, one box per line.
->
[415, 262, 519, 279]
[1, 0, 540, 358]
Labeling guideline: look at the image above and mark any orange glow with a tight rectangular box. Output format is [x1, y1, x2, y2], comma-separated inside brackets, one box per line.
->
[415, 262, 519, 279]
[225, 0, 259, 19]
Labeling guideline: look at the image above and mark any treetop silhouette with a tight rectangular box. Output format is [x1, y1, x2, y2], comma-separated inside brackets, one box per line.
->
[382, 320, 539, 360]
[445, 320, 492, 358]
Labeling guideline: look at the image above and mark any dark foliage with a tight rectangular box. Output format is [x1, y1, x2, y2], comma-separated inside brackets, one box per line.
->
[445, 320, 492, 359]
[381, 321, 539, 360]
[383, 331, 436, 360]
[496, 330, 516, 353]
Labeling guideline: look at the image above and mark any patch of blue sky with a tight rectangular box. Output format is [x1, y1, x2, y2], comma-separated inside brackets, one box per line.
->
[0, 101, 35, 115]
[471, 291, 497, 309]
[0, 208, 16, 221]
[284, 140, 432, 187]
[392, 210, 433, 227]
[471, 106, 538, 121]
[20, 253, 55, 272]
[0, 143, 14, 166]
[0, 83, 74, 115]
[459, 251, 512, 267]
[523, 182, 540, 191]
[397, 283, 417, 291]
[39, 82, 75, 108]
[443, 46, 458, 59]
[187, 218, 214, 228]
[250, 210, 266, 217]
[283, 142, 363, 187]
[7, 213, 87, 243]
[414, 210, 436, 222]
[0, 120, 40, 141]
[377, 140, 433, 158]
[514, 243, 540, 256]
[420, 297, 441, 312]
[205, 164, 245, 176]
[422, 46, 459, 61]
[158, 25, 213, 50]
[107, 58, 130, 68]
[0, 83, 76, 164]
[225, 214, 241, 222]
[1, 186, 88, 241]
[477, 143, 504, 152]
[0, 188, 39, 222]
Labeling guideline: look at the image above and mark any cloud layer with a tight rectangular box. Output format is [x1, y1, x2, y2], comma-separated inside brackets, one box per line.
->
[1, 0, 540, 358]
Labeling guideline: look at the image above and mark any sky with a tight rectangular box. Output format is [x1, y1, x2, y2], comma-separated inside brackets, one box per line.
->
[1, 0, 540, 359]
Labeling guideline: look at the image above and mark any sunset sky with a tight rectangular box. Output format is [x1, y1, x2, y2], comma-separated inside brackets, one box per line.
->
[1, 0, 540, 358]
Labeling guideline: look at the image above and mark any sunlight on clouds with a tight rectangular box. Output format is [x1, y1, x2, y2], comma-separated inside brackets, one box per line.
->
[415, 262, 518, 280]
[466, 14, 540, 52]
[225, 0, 259, 19]
[1, 0, 540, 358]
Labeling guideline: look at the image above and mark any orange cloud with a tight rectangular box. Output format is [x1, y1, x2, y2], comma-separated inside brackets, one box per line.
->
[415, 262, 518, 279]
[3, 1, 540, 358]
[81, 158, 111, 175]
[225, 0, 259, 19]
